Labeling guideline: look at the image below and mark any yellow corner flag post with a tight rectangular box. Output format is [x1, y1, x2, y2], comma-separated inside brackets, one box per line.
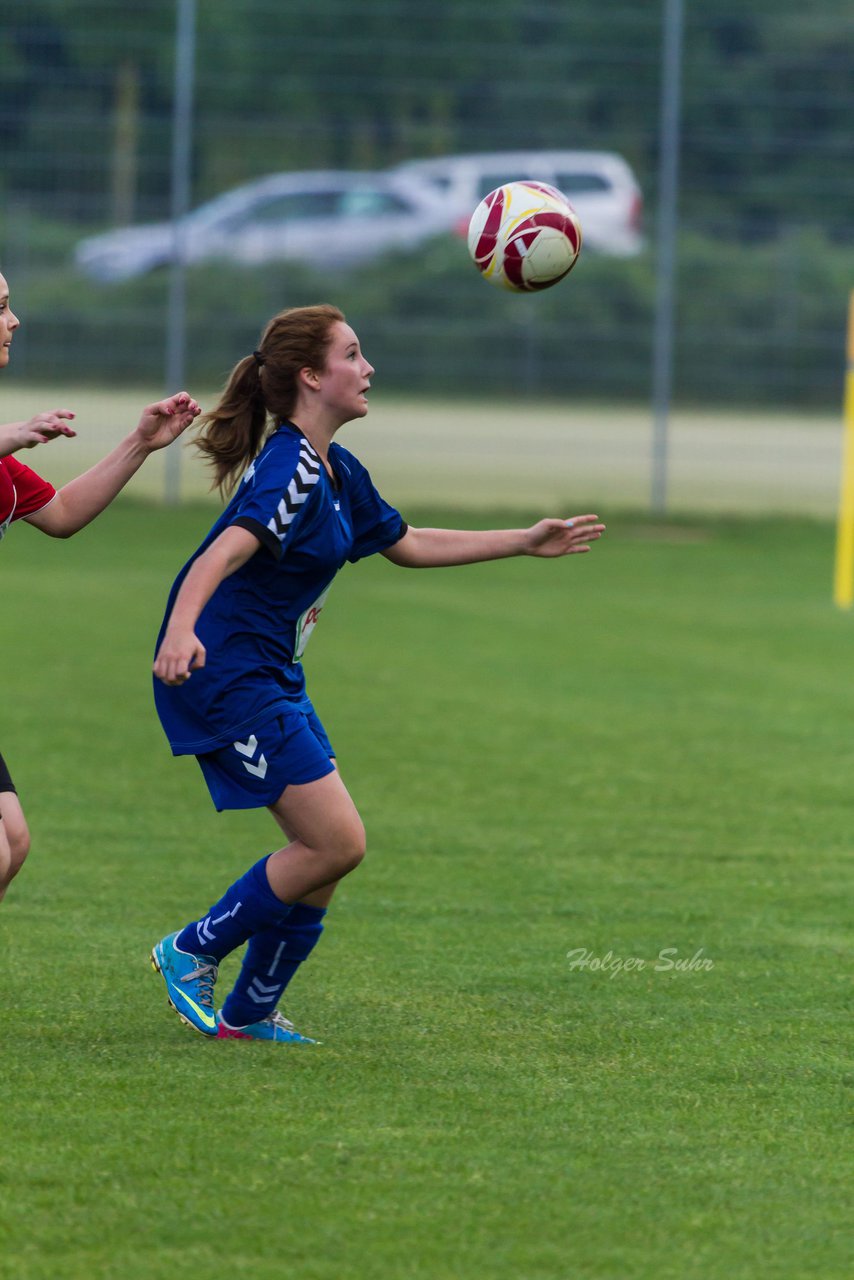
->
[833, 291, 854, 609]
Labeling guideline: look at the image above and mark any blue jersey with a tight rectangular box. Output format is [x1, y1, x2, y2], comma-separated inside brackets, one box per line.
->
[154, 423, 405, 755]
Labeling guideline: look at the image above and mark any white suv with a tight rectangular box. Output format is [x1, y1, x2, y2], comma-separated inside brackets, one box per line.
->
[393, 150, 643, 256]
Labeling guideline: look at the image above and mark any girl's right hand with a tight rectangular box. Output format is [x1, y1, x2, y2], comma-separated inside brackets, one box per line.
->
[153, 631, 207, 685]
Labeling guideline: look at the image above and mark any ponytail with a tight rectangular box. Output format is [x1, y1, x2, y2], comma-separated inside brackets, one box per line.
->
[194, 303, 344, 498]
[194, 356, 267, 497]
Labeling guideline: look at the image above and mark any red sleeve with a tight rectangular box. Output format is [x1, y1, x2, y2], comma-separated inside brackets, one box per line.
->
[1, 455, 57, 521]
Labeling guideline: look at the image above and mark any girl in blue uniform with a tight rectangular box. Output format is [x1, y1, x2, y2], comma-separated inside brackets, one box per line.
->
[151, 303, 604, 1043]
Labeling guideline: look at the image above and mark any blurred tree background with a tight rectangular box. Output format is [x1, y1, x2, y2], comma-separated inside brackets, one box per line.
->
[0, 0, 852, 404]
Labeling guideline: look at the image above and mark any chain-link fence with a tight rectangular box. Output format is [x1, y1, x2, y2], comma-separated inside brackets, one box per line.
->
[1, 1, 853, 509]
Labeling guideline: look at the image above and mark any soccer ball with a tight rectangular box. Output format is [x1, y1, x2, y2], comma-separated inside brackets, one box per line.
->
[467, 180, 582, 292]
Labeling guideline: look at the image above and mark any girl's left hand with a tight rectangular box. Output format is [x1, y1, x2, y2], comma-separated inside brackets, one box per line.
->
[524, 514, 606, 557]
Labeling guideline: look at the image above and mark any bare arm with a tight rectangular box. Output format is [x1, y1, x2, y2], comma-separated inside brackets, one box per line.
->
[0, 410, 76, 457]
[24, 392, 200, 538]
[382, 514, 605, 568]
[153, 525, 262, 686]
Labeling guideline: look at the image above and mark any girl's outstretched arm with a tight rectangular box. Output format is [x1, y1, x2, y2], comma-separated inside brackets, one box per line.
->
[382, 514, 605, 568]
[24, 393, 200, 537]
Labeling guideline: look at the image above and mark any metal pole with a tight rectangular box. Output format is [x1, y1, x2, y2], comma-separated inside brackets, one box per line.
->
[833, 292, 854, 608]
[164, 0, 196, 504]
[650, 0, 684, 514]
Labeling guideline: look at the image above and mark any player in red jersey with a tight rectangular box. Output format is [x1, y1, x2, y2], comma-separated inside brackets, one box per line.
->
[0, 269, 201, 900]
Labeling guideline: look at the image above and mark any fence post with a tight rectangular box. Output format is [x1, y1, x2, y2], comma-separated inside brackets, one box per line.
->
[164, 0, 196, 505]
[650, 0, 684, 515]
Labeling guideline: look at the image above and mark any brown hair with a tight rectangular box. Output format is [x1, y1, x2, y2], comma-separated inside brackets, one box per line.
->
[195, 304, 345, 496]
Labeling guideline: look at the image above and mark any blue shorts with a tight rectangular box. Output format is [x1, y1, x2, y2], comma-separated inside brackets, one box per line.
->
[196, 705, 335, 811]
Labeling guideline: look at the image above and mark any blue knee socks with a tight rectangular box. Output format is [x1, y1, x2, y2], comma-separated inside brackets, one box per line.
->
[220, 902, 327, 1028]
[176, 856, 293, 963]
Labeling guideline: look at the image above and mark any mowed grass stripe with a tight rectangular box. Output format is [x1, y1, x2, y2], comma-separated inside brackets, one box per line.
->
[0, 382, 842, 513]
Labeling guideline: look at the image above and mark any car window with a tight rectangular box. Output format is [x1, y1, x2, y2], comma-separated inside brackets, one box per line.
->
[472, 170, 613, 200]
[476, 173, 529, 199]
[339, 189, 410, 216]
[240, 191, 342, 224]
[555, 172, 611, 194]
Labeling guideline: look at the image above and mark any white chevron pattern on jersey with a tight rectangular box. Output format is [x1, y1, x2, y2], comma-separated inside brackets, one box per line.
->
[267, 440, 323, 543]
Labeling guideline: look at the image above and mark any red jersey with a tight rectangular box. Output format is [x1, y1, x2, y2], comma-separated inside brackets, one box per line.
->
[0, 456, 56, 542]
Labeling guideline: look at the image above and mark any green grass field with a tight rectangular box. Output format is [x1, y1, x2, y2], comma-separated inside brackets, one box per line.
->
[1, 501, 851, 1280]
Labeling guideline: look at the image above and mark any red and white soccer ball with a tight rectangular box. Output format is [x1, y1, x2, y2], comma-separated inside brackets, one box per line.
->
[467, 180, 582, 292]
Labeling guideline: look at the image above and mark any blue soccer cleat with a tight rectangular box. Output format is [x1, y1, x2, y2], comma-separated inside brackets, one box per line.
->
[216, 1009, 318, 1044]
[151, 932, 218, 1037]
